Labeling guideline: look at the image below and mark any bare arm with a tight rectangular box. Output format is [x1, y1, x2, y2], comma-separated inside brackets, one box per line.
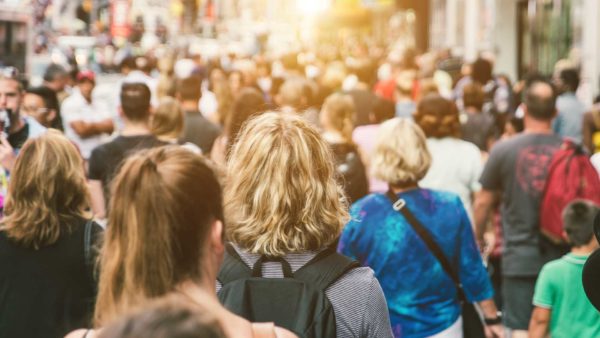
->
[70, 119, 114, 139]
[89, 179, 106, 220]
[473, 189, 497, 244]
[478, 299, 504, 338]
[529, 306, 551, 338]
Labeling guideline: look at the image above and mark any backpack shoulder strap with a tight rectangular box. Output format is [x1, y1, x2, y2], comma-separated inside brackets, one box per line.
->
[293, 249, 360, 291]
[217, 243, 252, 285]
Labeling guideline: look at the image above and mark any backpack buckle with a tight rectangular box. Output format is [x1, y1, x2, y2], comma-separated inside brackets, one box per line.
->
[393, 199, 406, 211]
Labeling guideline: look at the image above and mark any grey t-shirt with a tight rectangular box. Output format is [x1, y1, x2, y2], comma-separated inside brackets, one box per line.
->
[480, 133, 562, 276]
[216, 245, 394, 338]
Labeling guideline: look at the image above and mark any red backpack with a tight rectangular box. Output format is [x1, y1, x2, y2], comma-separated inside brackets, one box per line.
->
[540, 140, 600, 244]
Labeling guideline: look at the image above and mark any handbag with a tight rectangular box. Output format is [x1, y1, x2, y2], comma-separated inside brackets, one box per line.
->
[385, 190, 486, 338]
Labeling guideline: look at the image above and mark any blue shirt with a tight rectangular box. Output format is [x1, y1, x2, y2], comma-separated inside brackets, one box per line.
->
[338, 189, 494, 338]
[553, 92, 585, 143]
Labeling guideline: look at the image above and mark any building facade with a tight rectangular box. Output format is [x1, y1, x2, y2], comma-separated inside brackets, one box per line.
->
[430, 0, 600, 105]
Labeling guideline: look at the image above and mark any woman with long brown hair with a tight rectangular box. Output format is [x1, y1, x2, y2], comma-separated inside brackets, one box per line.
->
[70, 146, 294, 338]
[0, 130, 103, 338]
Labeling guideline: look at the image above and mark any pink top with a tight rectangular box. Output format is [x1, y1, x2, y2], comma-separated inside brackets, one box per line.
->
[352, 124, 387, 193]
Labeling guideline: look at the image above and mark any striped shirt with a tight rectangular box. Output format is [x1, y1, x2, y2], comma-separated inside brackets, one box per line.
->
[216, 244, 394, 338]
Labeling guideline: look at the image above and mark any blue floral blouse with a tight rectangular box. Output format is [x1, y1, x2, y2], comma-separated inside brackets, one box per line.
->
[338, 189, 494, 338]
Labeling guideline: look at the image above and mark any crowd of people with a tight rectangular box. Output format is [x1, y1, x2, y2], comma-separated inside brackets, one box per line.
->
[0, 41, 599, 338]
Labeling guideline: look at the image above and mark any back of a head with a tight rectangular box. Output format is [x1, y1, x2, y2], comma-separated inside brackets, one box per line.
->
[278, 79, 305, 109]
[559, 68, 580, 92]
[120, 82, 152, 122]
[563, 200, 599, 247]
[372, 118, 431, 187]
[471, 58, 493, 85]
[225, 112, 347, 257]
[43, 63, 68, 83]
[96, 146, 223, 326]
[321, 93, 355, 142]
[151, 97, 184, 140]
[226, 87, 266, 142]
[524, 80, 556, 121]
[98, 295, 226, 338]
[1, 130, 89, 249]
[176, 76, 202, 103]
[371, 98, 395, 124]
[413, 93, 461, 138]
[462, 83, 485, 111]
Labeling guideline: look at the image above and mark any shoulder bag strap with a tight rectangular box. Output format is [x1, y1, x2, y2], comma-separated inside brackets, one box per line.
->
[385, 190, 467, 302]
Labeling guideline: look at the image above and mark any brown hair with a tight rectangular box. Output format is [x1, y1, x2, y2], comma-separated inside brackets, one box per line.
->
[150, 97, 184, 141]
[1, 130, 89, 249]
[321, 93, 355, 143]
[463, 83, 485, 111]
[413, 94, 461, 138]
[95, 146, 223, 326]
[98, 295, 226, 338]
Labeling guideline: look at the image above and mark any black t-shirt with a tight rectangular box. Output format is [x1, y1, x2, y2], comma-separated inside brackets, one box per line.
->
[330, 142, 369, 204]
[8, 122, 29, 149]
[88, 134, 167, 204]
[179, 110, 221, 154]
[0, 218, 103, 338]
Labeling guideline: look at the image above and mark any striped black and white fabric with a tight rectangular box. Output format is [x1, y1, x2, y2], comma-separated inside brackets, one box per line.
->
[216, 244, 394, 338]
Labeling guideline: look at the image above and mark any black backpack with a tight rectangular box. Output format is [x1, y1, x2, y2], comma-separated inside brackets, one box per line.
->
[217, 244, 359, 338]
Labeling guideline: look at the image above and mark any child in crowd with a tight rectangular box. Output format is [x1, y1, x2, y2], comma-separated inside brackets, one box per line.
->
[529, 200, 600, 338]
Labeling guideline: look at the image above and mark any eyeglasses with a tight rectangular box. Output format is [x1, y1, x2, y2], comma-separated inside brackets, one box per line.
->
[22, 105, 50, 115]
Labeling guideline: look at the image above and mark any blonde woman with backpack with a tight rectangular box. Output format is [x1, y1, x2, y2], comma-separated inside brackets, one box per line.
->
[219, 112, 393, 338]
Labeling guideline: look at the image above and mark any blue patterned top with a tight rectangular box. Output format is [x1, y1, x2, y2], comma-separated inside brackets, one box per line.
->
[338, 189, 494, 338]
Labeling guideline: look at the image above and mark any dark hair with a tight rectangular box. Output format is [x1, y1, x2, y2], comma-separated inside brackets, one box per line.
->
[524, 80, 556, 120]
[120, 82, 152, 122]
[225, 87, 266, 148]
[98, 295, 226, 338]
[25, 86, 59, 111]
[43, 64, 68, 82]
[507, 114, 524, 133]
[176, 77, 202, 102]
[414, 94, 461, 138]
[463, 83, 485, 111]
[559, 68, 580, 92]
[563, 200, 599, 246]
[471, 58, 493, 85]
[371, 98, 395, 123]
[120, 56, 137, 72]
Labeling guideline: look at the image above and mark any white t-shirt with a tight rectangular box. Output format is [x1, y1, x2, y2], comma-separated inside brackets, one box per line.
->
[61, 88, 113, 159]
[420, 137, 483, 219]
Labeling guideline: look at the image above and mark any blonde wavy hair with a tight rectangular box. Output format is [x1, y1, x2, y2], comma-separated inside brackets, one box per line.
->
[225, 112, 348, 256]
[321, 93, 355, 143]
[1, 130, 89, 249]
[371, 118, 432, 187]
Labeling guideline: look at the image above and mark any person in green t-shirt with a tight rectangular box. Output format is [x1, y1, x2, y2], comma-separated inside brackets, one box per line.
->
[529, 199, 600, 338]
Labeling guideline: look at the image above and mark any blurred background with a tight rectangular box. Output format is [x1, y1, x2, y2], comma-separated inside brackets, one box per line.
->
[0, 0, 599, 104]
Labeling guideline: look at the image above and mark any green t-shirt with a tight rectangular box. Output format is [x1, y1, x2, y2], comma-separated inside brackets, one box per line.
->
[533, 253, 600, 338]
